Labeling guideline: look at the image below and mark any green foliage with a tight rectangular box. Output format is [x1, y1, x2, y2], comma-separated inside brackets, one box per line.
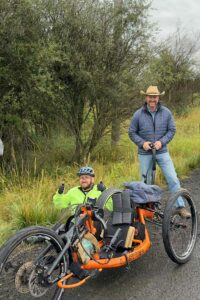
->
[0, 0, 153, 165]
[1, 106, 200, 244]
[141, 29, 200, 111]
[0, 1, 200, 167]
[1, 1, 200, 244]
[0, 0, 64, 167]
[47, 0, 153, 162]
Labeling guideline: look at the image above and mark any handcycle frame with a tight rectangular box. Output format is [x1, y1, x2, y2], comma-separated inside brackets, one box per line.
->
[57, 199, 159, 289]
[0, 140, 197, 299]
[0, 187, 197, 298]
[57, 184, 197, 290]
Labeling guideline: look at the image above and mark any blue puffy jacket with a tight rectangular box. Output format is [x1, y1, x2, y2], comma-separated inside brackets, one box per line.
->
[128, 103, 176, 155]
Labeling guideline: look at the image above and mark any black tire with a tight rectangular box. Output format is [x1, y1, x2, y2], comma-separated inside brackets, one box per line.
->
[0, 226, 68, 300]
[96, 187, 122, 209]
[162, 189, 198, 264]
[96, 188, 122, 222]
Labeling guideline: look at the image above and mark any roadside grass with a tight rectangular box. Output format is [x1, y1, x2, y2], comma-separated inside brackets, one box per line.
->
[0, 106, 200, 245]
[170, 108, 200, 176]
[0, 174, 59, 243]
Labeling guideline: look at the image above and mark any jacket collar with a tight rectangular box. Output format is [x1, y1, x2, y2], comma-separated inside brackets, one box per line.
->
[142, 102, 162, 112]
[79, 184, 95, 194]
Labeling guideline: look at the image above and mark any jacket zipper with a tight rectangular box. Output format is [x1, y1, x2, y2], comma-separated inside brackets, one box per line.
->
[146, 106, 160, 142]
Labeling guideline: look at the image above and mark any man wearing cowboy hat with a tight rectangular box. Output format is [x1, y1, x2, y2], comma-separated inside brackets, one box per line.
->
[128, 85, 191, 218]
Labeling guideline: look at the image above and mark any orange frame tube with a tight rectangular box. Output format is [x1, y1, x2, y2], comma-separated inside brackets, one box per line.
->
[57, 206, 155, 288]
[57, 273, 91, 289]
[81, 208, 154, 270]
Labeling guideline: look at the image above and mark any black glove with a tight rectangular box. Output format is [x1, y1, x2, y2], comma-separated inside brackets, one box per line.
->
[97, 181, 106, 192]
[58, 183, 65, 194]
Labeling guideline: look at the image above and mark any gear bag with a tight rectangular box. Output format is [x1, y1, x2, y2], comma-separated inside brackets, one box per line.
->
[124, 181, 162, 204]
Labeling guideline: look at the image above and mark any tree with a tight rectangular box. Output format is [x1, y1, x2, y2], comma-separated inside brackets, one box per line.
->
[49, 0, 152, 162]
[0, 0, 61, 165]
[0, 0, 153, 166]
[111, 0, 123, 147]
[142, 28, 200, 111]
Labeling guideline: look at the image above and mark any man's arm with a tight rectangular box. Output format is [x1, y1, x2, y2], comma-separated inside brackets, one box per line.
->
[53, 191, 71, 209]
[128, 111, 145, 148]
[159, 111, 176, 146]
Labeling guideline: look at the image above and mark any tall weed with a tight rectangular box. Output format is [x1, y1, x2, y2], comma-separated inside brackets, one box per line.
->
[0, 106, 200, 244]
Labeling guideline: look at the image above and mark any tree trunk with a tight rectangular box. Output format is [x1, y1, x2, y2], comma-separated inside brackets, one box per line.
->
[111, 116, 120, 146]
[73, 136, 83, 164]
[111, 0, 123, 147]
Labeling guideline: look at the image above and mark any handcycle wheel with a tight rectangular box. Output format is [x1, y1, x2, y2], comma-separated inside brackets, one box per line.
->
[162, 189, 198, 264]
[96, 187, 122, 221]
[96, 187, 122, 208]
[0, 226, 68, 299]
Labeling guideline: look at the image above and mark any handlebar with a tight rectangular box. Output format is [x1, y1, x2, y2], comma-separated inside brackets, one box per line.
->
[149, 143, 156, 184]
[143, 142, 157, 185]
[75, 214, 88, 227]
[93, 210, 107, 234]
[149, 142, 155, 149]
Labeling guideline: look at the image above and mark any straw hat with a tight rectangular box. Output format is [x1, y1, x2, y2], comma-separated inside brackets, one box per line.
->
[140, 86, 165, 96]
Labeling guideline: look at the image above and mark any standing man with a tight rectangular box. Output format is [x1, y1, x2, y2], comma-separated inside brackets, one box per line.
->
[128, 85, 190, 218]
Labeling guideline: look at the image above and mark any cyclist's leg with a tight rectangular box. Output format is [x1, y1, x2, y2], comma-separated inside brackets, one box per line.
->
[156, 152, 184, 207]
[138, 154, 153, 185]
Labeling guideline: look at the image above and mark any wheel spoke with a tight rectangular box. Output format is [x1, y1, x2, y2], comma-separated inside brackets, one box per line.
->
[0, 227, 67, 299]
[162, 189, 197, 264]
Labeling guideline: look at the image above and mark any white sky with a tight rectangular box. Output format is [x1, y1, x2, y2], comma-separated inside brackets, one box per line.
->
[150, 0, 200, 39]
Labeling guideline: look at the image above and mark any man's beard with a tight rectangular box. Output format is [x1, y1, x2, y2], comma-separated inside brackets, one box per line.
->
[82, 183, 93, 192]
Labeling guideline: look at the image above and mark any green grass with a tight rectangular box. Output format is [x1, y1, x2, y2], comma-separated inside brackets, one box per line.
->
[169, 108, 200, 176]
[0, 106, 200, 245]
[0, 173, 59, 243]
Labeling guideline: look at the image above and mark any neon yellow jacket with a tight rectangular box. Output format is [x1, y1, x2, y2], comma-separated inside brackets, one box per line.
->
[53, 185, 112, 211]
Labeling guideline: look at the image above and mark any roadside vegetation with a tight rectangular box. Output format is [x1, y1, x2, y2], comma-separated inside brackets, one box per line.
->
[0, 1, 200, 245]
[0, 105, 200, 244]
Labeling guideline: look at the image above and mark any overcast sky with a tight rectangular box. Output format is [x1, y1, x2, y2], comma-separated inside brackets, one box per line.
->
[150, 0, 200, 39]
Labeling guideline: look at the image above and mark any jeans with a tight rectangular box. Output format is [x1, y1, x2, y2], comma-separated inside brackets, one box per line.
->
[138, 152, 184, 207]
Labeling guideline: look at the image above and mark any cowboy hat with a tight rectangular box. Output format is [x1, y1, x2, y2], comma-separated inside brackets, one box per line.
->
[140, 86, 165, 96]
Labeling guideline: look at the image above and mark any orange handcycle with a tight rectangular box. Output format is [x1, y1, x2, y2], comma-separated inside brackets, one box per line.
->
[0, 187, 198, 299]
